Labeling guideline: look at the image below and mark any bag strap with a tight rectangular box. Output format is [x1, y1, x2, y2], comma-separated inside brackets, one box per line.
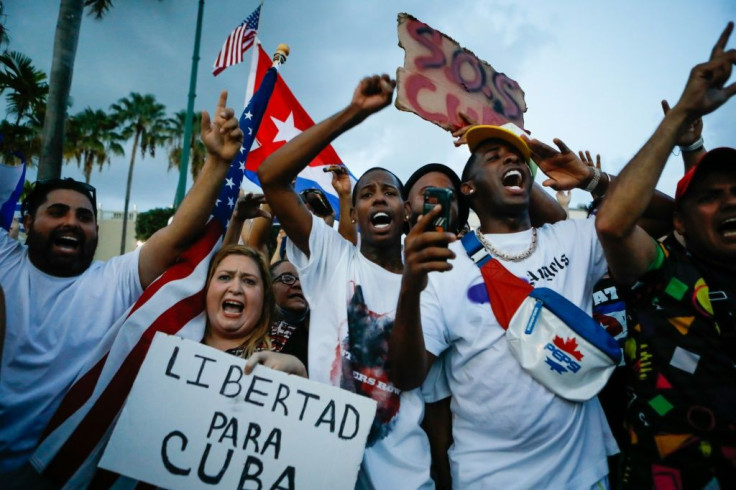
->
[461, 232, 533, 329]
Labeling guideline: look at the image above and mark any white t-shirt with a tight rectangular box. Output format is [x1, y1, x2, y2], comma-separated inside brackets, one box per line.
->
[0, 229, 143, 473]
[421, 217, 618, 489]
[288, 215, 433, 490]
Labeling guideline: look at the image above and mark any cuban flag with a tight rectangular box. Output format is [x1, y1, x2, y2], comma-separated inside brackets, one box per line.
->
[30, 68, 279, 488]
[243, 42, 356, 218]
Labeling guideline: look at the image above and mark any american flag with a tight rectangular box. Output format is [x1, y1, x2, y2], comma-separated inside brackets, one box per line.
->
[243, 43, 356, 219]
[212, 5, 261, 76]
[30, 67, 279, 488]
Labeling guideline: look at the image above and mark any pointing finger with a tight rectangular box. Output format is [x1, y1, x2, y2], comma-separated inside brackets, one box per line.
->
[661, 99, 671, 115]
[200, 110, 211, 133]
[217, 90, 228, 110]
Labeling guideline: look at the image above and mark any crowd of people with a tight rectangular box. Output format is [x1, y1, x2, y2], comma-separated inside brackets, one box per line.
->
[1, 20, 735, 490]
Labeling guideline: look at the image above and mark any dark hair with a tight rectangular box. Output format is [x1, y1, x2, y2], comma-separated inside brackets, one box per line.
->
[461, 153, 477, 184]
[270, 259, 290, 275]
[351, 167, 405, 205]
[22, 178, 97, 219]
[403, 163, 469, 234]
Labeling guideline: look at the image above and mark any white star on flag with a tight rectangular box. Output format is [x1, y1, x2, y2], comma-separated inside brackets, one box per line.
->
[239, 145, 247, 154]
[215, 198, 221, 207]
[227, 197, 235, 208]
[245, 111, 253, 120]
[225, 178, 235, 189]
[271, 112, 301, 143]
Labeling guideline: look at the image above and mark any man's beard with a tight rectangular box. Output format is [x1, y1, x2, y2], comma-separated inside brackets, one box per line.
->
[26, 226, 98, 277]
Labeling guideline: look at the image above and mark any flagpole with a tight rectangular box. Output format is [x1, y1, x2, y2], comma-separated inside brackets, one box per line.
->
[173, 0, 205, 209]
[244, 0, 266, 109]
[272, 43, 290, 68]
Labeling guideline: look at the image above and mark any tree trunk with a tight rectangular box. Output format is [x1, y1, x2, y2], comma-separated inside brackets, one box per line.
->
[120, 131, 140, 254]
[84, 152, 92, 184]
[38, 0, 84, 181]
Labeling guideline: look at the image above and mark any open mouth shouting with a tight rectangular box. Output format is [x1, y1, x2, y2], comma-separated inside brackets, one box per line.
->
[51, 230, 84, 254]
[502, 168, 525, 193]
[718, 217, 736, 240]
[370, 211, 393, 231]
[222, 299, 245, 317]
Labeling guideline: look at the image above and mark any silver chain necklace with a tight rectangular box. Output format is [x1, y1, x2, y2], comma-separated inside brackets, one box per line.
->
[475, 228, 538, 262]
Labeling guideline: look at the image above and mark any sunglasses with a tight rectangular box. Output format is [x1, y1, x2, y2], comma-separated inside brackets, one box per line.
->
[273, 272, 299, 285]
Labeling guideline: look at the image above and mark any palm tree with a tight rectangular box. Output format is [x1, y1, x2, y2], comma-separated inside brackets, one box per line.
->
[166, 110, 206, 182]
[0, 1, 10, 50]
[0, 51, 47, 166]
[110, 92, 167, 254]
[0, 51, 48, 126]
[36, 0, 114, 180]
[37, 0, 167, 181]
[64, 107, 125, 184]
[0, 118, 42, 166]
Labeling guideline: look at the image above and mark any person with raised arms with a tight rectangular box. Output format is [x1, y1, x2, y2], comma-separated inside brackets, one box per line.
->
[0, 91, 244, 478]
[595, 22, 736, 488]
[258, 74, 434, 489]
[389, 123, 618, 488]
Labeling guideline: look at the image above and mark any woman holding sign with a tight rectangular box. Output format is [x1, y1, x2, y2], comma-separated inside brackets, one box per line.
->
[202, 244, 307, 377]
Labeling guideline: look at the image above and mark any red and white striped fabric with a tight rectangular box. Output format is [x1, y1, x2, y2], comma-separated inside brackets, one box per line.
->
[212, 5, 261, 76]
[29, 53, 278, 487]
[29, 222, 220, 487]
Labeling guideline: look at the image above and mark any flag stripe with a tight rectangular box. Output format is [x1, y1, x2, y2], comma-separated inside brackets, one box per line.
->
[242, 43, 356, 219]
[42, 222, 222, 480]
[212, 6, 260, 76]
[41, 220, 222, 439]
[33, 62, 279, 488]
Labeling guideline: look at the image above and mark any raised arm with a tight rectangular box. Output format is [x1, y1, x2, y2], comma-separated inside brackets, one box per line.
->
[223, 193, 270, 251]
[661, 99, 705, 171]
[389, 206, 454, 390]
[241, 202, 274, 259]
[257, 75, 396, 257]
[139, 91, 243, 289]
[596, 22, 736, 285]
[326, 164, 358, 245]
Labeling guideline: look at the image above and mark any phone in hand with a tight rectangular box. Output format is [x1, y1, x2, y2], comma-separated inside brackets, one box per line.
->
[423, 187, 453, 232]
[300, 188, 334, 217]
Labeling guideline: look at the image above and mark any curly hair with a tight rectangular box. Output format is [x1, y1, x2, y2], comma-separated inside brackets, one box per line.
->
[204, 245, 275, 357]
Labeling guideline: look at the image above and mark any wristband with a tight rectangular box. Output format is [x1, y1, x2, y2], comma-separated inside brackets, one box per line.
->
[679, 137, 704, 153]
[583, 167, 601, 193]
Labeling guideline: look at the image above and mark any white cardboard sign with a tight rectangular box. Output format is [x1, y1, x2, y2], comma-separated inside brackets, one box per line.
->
[99, 332, 376, 489]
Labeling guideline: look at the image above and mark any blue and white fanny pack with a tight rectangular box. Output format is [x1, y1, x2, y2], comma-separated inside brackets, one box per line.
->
[462, 232, 621, 402]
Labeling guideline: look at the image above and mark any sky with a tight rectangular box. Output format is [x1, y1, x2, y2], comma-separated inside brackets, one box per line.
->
[4, 0, 736, 213]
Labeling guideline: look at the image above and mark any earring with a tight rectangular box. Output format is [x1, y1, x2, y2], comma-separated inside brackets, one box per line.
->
[468, 189, 475, 195]
[351, 219, 356, 224]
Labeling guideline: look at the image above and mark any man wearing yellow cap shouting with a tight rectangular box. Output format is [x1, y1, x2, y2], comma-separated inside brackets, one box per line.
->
[389, 119, 618, 488]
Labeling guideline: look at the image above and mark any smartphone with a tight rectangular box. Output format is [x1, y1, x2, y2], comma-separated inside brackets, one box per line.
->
[300, 188, 334, 217]
[423, 187, 453, 232]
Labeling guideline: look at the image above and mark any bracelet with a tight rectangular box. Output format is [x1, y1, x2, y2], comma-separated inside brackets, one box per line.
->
[583, 167, 601, 193]
[679, 137, 704, 153]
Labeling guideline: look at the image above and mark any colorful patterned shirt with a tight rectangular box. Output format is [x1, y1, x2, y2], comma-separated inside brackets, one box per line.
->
[620, 235, 736, 489]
